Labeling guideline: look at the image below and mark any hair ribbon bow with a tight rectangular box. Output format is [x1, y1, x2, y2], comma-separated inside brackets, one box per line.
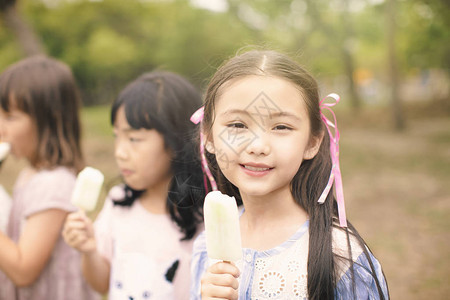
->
[190, 106, 218, 192]
[318, 93, 347, 227]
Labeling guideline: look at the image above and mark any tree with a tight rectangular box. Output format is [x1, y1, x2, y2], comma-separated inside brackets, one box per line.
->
[0, 0, 44, 56]
[386, 0, 405, 130]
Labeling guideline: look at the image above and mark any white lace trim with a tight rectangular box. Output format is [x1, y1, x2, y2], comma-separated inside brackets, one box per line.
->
[250, 227, 364, 299]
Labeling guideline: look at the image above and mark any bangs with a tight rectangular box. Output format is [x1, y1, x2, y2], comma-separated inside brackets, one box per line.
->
[111, 78, 162, 130]
[0, 70, 31, 113]
[124, 99, 157, 130]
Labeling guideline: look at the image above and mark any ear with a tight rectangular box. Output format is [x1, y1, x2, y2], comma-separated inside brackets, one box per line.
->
[203, 131, 216, 154]
[303, 132, 324, 160]
[204, 141, 215, 154]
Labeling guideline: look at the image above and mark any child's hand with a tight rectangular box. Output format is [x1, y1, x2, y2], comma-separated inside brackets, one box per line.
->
[201, 261, 240, 300]
[62, 210, 96, 254]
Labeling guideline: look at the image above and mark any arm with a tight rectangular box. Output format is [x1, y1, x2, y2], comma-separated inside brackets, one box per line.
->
[62, 210, 110, 294]
[0, 209, 67, 286]
[201, 262, 240, 300]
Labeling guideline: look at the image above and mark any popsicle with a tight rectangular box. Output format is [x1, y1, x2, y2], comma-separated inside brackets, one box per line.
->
[203, 191, 242, 262]
[0, 142, 10, 162]
[71, 167, 104, 211]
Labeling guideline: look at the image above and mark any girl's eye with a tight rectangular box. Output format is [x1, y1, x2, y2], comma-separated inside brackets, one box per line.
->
[273, 125, 292, 131]
[129, 137, 142, 142]
[228, 122, 246, 129]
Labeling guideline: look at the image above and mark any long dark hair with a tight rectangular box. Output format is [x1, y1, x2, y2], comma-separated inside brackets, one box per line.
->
[201, 50, 388, 299]
[110, 71, 205, 241]
[0, 55, 84, 172]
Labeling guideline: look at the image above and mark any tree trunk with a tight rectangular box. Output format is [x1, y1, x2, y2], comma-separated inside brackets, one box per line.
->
[305, 0, 361, 110]
[386, 0, 405, 130]
[342, 0, 361, 110]
[1, 4, 45, 56]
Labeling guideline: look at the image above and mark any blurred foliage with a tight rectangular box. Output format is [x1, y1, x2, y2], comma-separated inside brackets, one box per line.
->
[0, 0, 448, 105]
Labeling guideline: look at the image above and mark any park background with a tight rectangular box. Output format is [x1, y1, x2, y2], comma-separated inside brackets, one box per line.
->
[0, 0, 449, 299]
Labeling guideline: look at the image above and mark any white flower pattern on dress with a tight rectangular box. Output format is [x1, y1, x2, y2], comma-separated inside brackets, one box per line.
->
[255, 258, 266, 271]
[258, 271, 285, 298]
[287, 260, 301, 272]
[293, 274, 308, 299]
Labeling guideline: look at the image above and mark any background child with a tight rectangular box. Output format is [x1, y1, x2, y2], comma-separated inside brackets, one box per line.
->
[0, 55, 99, 300]
[191, 50, 389, 300]
[63, 71, 206, 299]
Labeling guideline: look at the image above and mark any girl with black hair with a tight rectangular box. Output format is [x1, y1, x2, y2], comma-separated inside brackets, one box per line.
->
[63, 71, 205, 300]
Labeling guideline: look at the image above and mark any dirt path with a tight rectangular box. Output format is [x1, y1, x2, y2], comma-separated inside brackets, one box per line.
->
[341, 118, 450, 299]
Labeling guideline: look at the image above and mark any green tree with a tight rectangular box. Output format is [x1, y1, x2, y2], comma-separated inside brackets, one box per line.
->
[0, 0, 44, 56]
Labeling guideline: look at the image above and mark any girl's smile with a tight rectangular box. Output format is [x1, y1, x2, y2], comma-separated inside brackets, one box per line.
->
[240, 163, 273, 177]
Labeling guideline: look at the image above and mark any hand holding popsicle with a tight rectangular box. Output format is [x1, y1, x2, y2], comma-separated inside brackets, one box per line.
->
[201, 191, 242, 299]
[62, 210, 97, 253]
[63, 167, 104, 253]
[201, 262, 240, 300]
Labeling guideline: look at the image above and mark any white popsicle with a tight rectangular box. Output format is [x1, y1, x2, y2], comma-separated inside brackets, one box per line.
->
[71, 167, 104, 211]
[0, 142, 10, 162]
[204, 191, 242, 262]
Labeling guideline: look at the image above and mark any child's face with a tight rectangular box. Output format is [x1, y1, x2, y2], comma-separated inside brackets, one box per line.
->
[207, 75, 320, 199]
[0, 105, 37, 162]
[113, 106, 172, 191]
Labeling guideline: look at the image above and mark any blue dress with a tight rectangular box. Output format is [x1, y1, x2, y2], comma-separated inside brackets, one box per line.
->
[190, 220, 389, 299]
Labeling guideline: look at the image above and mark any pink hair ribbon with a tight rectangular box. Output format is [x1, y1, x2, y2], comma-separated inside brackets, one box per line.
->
[190, 106, 218, 192]
[318, 93, 347, 227]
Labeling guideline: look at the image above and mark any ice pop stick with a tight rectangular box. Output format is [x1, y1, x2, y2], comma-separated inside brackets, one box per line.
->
[204, 191, 242, 262]
[0, 142, 10, 162]
[71, 167, 104, 212]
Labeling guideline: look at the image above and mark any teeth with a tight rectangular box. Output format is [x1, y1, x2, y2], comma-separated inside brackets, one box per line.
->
[244, 165, 270, 172]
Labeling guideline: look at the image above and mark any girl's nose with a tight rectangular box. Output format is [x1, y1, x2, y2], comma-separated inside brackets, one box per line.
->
[114, 141, 129, 161]
[245, 132, 270, 156]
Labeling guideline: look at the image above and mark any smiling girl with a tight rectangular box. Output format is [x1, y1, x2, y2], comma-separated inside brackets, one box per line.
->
[190, 50, 389, 300]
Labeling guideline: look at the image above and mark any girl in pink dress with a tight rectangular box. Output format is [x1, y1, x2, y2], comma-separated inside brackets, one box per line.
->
[0, 56, 99, 300]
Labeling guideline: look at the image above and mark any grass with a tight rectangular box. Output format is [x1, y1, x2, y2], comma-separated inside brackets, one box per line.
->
[1, 100, 449, 299]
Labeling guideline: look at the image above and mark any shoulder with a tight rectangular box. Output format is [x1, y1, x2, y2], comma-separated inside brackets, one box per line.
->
[332, 226, 365, 262]
[36, 166, 76, 182]
[95, 185, 128, 217]
[26, 167, 76, 194]
[332, 226, 366, 279]
[333, 227, 389, 299]
[335, 251, 389, 299]
[19, 167, 77, 216]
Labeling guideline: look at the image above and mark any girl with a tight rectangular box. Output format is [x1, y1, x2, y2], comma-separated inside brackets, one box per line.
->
[190, 50, 389, 299]
[0, 56, 99, 300]
[63, 71, 206, 299]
